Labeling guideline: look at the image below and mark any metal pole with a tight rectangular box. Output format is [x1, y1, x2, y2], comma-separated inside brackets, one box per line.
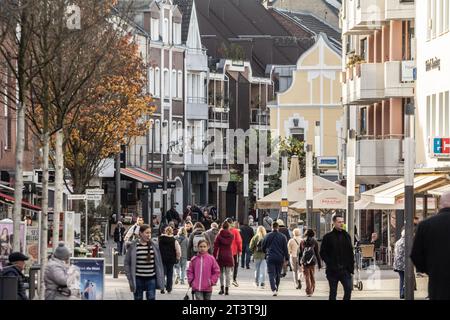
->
[151, 125, 155, 218]
[85, 198, 88, 245]
[404, 102, 415, 300]
[347, 129, 356, 242]
[243, 162, 249, 225]
[281, 152, 288, 225]
[306, 145, 313, 228]
[115, 151, 121, 223]
[162, 121, 168, 225]
[258, 162, 265, 226]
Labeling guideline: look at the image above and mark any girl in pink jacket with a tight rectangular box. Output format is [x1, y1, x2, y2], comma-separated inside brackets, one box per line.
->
[187, 239, 221, 300]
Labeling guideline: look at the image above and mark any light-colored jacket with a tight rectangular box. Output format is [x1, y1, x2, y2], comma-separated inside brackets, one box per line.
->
[393, 235, 406, 272]
[288, 236, 303, 257]
[44, 257, 70, 300]
[204, 228, 219, 254]
[176, 234, 189, 260]
[124, 239, 164, 292]
[124, 223, 140, 242]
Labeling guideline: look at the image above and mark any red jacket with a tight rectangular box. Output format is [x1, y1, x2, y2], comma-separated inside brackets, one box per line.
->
[230, 228, 242, 256]
[213, 229, 234, 267]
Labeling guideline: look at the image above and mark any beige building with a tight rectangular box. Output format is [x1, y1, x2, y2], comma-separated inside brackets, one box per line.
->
[270, 34, 344, 165]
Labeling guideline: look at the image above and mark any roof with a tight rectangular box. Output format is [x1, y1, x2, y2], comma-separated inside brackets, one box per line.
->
[195, 0, 312, 76]
[0, 192, 42, 212]
[273, 8, 341, 50]
[172, 0, 193, 42]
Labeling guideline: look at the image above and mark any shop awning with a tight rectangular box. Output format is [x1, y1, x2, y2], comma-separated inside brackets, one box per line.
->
[355, 197, 437, 211]
[427, 184, 450, 197]
[361, 174, 448, 205]
[0, 192, 42, 212]
[256, 175, 346, 209]
[120, 167, 176, 188]
[289, 189, 346, 211]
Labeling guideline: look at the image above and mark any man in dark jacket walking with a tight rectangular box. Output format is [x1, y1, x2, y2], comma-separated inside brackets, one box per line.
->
[411, 191, 450, 300]
[0, 252, 29, 300]
[240, 222, 255, 269]
[320, 214, 354, 300]
[262, 221, 289, 296]
[113, 222, 126, 256]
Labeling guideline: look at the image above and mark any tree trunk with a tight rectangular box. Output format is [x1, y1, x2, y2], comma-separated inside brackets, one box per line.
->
[13, 102, 25, 251]
[39, 132, 49, 300]
[53, 129, 64, 249]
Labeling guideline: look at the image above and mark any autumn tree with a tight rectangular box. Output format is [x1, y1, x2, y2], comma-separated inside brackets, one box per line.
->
[64, 37, 153, 194]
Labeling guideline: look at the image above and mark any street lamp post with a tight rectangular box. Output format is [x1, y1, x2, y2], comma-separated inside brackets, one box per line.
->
[404, 102, 415, 300]
[243, 162, 249, 225]
[281, 151, 288, 225]
[162, 120, 169, 225]
[347, 129, 356, 242]
[306, 144, 313, 228]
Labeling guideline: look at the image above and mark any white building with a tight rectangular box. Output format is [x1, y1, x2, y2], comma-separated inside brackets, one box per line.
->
[416, 0, 450, 171]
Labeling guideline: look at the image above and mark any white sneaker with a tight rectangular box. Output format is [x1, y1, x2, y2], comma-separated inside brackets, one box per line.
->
[272, 290, 278, 296]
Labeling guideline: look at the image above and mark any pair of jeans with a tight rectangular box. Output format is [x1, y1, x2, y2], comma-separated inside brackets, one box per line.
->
[267, 260, 283, 292]
[220, 266, 232, 287]
[326, 269, 352, 300]
[233, 255, 239, 281]
[194, 291, 212, 300]
[174, 258, 187, 283]
[303, 265, 316, 295]
[254, 258, 266, 285]
[397, 270, 405, 299]
[163, 263, 175, 292]
[134, 276, 156, 300]
[116, 241, 124, 256]
[240, 244, 251, 268]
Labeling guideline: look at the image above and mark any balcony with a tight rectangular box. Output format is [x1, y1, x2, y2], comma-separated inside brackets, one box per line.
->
[385, 0, 415, 20]
[384, 61, 415, 98]
[356, 138, 404, 177]
[208, 108, 229, 128]
[186, 97, 208, 120]
[250, 109, 270, 130]
[342, 0, 385, 35]
[343, 63, 385, 105]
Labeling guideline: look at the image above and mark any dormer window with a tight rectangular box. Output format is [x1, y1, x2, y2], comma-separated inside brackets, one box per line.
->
[163, 18, 169, 43]
[173, 22, 181, 45]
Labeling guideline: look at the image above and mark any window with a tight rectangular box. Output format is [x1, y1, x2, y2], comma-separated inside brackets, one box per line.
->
[445, 0, 449, 33]
[432, 0, 437, 38]
[439, 0, 444, 35]
[164, 69, 169, 98]
[163, 18, 169, 43]
[446, 92, 450, 136]
[432, 94, 437, 137]
[173, 22, 181, 44]
[155, 120, 161, 152]
[427, 96, 432, 138]
[139, 147, 144, 168]
[148, 67, 155, 95]
[134, 13, 144, 27]
[187, 73, 192, 98]
[177, 71, 183, 99]
[290, 128, 305, 142]
[440, 92, 444, 136]
[427, 0, 432, 40]
[172, 70, 177, 98]
[155, 68, 160, 97]
[177, 121, 183, 146]
[151, 18, 160, 41]
[149, 120, 154, 152]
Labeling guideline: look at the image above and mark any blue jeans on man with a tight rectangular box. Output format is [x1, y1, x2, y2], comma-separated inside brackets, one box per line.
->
[241, 243, 252, 268]
[267, 260, 283, 292]
[326, 269, 352, 300]
[397, 270, 405, 299]
[134, 276, 156, 300]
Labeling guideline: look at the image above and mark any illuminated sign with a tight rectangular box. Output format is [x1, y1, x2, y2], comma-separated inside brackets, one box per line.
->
[432, 137, 450, 158]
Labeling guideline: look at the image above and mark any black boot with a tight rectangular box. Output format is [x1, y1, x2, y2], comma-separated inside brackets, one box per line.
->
[219, 286, 224, 295]
[225, 287, 229, 295]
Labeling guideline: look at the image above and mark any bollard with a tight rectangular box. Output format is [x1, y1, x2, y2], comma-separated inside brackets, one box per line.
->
[28, 265, 41, 300]
[0, 276, 18, 300]
[113, 248, 119, 279]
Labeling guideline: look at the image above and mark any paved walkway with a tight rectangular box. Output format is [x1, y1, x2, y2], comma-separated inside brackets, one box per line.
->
[104, 266, 428, 300]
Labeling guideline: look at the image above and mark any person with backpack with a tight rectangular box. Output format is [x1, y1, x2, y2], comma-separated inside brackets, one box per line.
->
[187, 222, 206, 259]
[213, 221, 234, 295]
[158, 226, 181, 294]
[262, 221, 289, 296]
[249, 226, 267, 288]
[287, 228, 303, 289]
[320, 214, 354, 300]
[299, 229, 322, 297]
[262, 212, 273, 233]
[204, 222, 220, 254]
[187, 239, 221, 300]
[174, 227, 189, 285]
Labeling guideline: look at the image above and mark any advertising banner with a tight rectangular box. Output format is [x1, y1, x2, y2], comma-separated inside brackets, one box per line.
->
[0, 220, 26, 269]
[25, 226, 39, 270]
[70, 258, 105, 300]
[74, 213, 81, 245]
[64, 211, 75, 256]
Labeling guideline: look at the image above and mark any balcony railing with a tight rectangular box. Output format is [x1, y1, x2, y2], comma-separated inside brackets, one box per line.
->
[208, 108, 229, 123]
[187, 96, 207, 104]
[250, 109, 270, 125]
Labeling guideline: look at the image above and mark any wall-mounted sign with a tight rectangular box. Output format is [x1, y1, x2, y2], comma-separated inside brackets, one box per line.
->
[432, 137, 450, 158]
[401, 60, 415, 82]
[426, 57, 441, 72]
[317, 157, 339, 169]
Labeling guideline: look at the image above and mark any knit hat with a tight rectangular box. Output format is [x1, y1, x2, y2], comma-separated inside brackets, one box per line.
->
[54, 242, 71, 260]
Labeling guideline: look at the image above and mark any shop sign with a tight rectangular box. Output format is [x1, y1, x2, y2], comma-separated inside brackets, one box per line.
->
[431, 137, 450, 158]
[426, 57, 441, 72]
